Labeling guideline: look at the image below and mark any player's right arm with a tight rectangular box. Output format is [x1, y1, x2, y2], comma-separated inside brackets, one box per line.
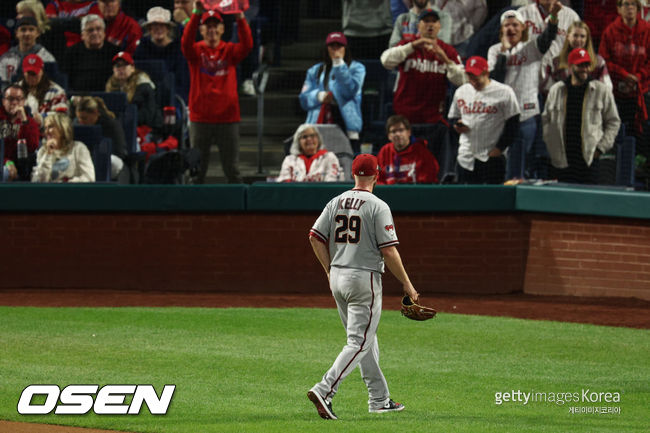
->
[309, 235, 331, 281]
[381, 246, 419, 302]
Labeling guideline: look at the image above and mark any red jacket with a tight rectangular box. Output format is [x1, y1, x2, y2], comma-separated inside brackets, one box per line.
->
[377, 139, 439, 184]
[105, 11, 142, 55]
[0, 107, 40, 164]
[599, 16, 650, 98]
[181, 14, 253, 124]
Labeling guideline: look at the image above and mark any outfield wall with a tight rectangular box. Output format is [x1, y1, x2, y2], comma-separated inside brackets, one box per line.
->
[1, 184, 649, 300]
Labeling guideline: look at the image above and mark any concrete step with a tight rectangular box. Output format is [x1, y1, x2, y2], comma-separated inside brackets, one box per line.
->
[240, 116, 301, 137]
[239, 92, 304, 118]
[298, 18, 342, 43]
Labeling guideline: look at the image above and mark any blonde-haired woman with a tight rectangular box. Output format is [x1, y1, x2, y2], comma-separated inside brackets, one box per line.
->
[32, 113, 95, 182]
[541, 21, 612, 96]
[276, 124, 343, 182]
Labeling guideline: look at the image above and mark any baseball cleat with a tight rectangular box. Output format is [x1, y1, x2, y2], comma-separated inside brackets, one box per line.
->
[369, 399, 405, 413]
[307, 390, 338, 420]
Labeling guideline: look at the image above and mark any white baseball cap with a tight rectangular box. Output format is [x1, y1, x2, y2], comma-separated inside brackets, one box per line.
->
[500, 10, 525, 25]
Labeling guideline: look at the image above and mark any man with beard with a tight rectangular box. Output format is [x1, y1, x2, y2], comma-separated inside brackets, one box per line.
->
[542, 47, 621, 184]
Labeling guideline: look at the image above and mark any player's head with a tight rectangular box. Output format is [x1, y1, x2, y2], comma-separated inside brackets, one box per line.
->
[499, 10, 528, 46]
[352, 154, 380, 187]
[465, 56, 490, 90]
[386, 115, 412, 152]
[417, 9, 441, 39]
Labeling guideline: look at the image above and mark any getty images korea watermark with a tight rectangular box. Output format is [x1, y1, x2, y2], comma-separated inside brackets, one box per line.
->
[494, 389, 622, 415]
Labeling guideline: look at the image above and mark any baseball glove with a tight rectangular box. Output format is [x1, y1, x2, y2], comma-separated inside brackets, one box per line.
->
[401, 295, 437, 321]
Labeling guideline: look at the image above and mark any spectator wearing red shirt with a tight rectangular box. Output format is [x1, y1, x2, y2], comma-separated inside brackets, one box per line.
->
[45, 0, 102, 47]
[181, 2, 253, 184]
[1, 85, 40, 181]
[98, 0, 141, 55]
[599, 0, 650, 149]
[377, 115, 439, 184]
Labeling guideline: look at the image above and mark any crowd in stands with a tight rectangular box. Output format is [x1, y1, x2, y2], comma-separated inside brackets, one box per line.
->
[0, 0, 648, 189]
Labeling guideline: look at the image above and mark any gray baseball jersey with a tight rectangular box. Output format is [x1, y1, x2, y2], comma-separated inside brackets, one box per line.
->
[310, 189, 398, 273]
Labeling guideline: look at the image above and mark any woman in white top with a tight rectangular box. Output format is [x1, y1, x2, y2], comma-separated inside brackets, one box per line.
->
[276, 124, 343, 182]
[31, 113, 95, 183]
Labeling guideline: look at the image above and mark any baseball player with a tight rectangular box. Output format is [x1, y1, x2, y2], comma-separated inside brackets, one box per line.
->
[307, 154, 419, 420]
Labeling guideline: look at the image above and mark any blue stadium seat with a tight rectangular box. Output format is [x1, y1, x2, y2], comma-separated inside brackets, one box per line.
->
[73, 124, 113, 182]
[616, 136, 636, 187]
[43, 62, 68, 92]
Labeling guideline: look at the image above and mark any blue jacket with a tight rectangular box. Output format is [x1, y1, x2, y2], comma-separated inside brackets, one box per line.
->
[299, 60, 365, 134]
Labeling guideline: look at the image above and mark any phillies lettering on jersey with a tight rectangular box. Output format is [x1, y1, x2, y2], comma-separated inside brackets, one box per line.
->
[200, 54, 229, 77]
[457, 99, 498, 114]
[403, 58, 448, 74]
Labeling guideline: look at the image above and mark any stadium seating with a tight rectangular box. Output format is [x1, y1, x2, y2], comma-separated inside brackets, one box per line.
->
[73, 124, 113, 182]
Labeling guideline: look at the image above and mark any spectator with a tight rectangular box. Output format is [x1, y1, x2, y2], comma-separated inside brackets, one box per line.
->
[32, 112, 95, 182]
[299, 32, 366, 153]
[74, 95, 127, 180]
[276, 124, 344, 182]
[0, 25, 10, 57]
[542, 48, 621, 183]
[541, 21, 612, 96]
[0, 17, 56, 85]
[1, 85, 40, 181]
[106, 51, 162, 130]
[449, 56, 520, 184]
[134, 6, 191, 103]
[381, 8, 465, 161]
[173, 0, 194, 26]
[182, 3, 253, 184]
[98, 0, 142, 55]
[389, 0, 452, 47]
[599, 0, 650, 157]
[343, 0, 394, 58]
[16, 0, 67, 63]
[62, 14, 119, 91]
[584, 0, 619, 49]
[488, 6, 561, 179]
[377, 115, 439, 184]
[430, 0, 488, 57]
[18, 54, 69, 127]
[518, 0, 579, 62]
[45, 0, 102, 48]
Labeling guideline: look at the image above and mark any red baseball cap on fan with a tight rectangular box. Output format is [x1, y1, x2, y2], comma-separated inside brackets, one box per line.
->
[352, 154, 380, 177]
[465, 56, 488, 76]
[568, 48, 591, 65]
[201, 9, 223, 24]
[325, 32, 347, 46]
[112, 51, 134, 65]
[22, 54, 44, 74]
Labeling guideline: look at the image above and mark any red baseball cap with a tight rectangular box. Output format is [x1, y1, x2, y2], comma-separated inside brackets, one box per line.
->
[325, 32, 347, 46]
[352, 154, 380, 177]
[22, 54, 44, 74]
[201, 10, 223, 24]
[112, 51, 134, 65]
[465, 56, 488, 76]
[568, 48, 591, 66]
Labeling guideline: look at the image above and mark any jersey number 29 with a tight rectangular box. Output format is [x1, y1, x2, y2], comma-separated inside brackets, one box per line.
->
[334, 215, 361, 244]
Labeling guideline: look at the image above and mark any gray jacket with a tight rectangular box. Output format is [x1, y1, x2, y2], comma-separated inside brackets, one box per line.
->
[542, 80, 621, 169]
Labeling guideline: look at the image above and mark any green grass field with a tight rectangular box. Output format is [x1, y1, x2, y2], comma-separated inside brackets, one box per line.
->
[0, 306, 648, 433]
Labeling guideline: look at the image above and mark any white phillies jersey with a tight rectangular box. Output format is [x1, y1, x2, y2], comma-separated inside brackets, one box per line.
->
[310, 189, 398, 273]
[517, 3, 580, 65]
[487, 40, 543, 122]
[276, 151, 343, 182]
[449, 80, 520, 171]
